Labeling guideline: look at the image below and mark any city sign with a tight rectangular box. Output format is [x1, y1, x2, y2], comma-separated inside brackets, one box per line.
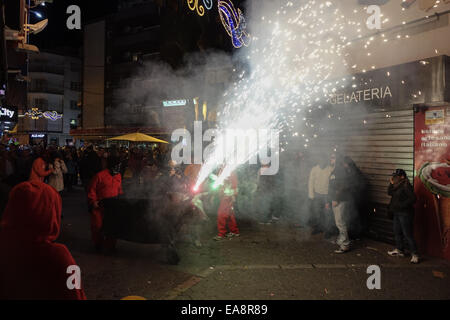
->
[0, 106, 18, 122]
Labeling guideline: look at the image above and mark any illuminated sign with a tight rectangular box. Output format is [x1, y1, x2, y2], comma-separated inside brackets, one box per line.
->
[0, 106, 18, 122]
[24, 108, 63, 121]
[187, 0, 213, 16]
[30, 133, 46, 139]
[163, 100, 188, 107]
[329, 86, 393, 105]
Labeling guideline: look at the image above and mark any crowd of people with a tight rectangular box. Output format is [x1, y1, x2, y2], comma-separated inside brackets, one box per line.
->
[0, 141, 420, 299]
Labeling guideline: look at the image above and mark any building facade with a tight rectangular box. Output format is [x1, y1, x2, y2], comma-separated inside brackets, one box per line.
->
[73, 0, 238, 142]
[17, 51, 82, 146]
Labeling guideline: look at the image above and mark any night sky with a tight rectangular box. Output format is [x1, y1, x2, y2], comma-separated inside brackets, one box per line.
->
[28, 0, 117, 54]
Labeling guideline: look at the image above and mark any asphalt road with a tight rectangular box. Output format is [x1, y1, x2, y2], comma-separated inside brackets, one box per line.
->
[58, 187, 450, 300]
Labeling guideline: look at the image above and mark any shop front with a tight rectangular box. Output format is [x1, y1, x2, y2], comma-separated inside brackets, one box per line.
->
[315, 55, 450, 260]
[29, 133, 47, 147]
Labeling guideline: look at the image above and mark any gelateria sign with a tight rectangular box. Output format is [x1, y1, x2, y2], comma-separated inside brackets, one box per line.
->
[328, 86, 393, 105]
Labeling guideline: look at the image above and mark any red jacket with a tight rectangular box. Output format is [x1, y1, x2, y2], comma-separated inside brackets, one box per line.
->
[29, 157, 52, 182]
[0, 181, 86, 300]
[88, 169, 123, 205]
[219, 172, 238, 203]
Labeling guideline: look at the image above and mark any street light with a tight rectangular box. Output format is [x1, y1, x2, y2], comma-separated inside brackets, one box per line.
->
[31, 11, 43, 18]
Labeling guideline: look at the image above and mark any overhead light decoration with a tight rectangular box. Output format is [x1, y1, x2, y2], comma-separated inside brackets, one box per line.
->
[187, 0, 210, 16]
[186, 0, 250, 48]
[203, 0, 214, 10]
[43, 111, 63, 121]
[218, 0, 251, 48]
[24, 108, 63, 121]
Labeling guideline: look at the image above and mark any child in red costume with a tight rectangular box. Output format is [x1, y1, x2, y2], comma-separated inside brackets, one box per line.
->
[0, 181, 86, 300]
[214, 169, 240, 241]
[87, 157, 123, 252]
[29, 150, 53, 182]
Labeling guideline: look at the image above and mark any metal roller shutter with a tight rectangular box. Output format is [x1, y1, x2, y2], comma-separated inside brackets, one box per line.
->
[317, 108, 414, 243]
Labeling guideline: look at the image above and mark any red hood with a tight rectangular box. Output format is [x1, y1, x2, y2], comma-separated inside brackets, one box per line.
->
[1, 181, 62, 243]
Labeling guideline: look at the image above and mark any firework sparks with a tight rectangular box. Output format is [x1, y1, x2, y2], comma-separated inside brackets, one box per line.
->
[193, 0, 356, 188]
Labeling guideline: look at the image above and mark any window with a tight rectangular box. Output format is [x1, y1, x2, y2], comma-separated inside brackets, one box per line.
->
[70, 82, 82, 91]
[70, 119, 77, 129]
[33, 79, 47, 91]
[70, 100, 79, 110]
[70, 63, 81, 72]
[34, 98, 48, 108]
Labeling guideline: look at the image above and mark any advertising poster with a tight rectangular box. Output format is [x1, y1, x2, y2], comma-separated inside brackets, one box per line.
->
[414, 106, 450, 260]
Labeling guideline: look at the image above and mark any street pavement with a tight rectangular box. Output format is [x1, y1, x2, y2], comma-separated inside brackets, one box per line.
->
[59, 187, 450, 300]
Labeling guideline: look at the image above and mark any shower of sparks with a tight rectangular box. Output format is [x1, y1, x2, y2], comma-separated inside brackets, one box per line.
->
[194, 0, 355, 189]
[193, 0, 448, 189]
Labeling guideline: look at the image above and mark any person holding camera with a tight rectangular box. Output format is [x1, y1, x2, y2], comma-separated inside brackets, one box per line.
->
[387, 169, 419, 264]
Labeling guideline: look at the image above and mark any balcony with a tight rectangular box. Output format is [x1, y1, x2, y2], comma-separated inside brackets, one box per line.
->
[28, 65, 65, 75]
[29, 85, 64, 95]
[26, 103, 64, 113]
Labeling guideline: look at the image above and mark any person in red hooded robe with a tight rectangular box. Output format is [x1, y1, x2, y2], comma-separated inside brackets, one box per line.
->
[29, 149, 53, 182]
[87, 156, 123, 252]
[0, 180, 86, 300]
[213, 167, 240, 241]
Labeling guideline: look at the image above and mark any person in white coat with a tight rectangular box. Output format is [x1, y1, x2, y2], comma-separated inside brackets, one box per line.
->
[48, 152, 68, 193]
[308, 153, 335, 237]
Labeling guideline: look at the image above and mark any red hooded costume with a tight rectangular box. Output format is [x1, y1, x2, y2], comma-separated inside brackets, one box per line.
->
[0, 181, 86, 300]
[87, 169, 123, 248]
[217, 172, 239, 237]
[29, 157, 52, 182]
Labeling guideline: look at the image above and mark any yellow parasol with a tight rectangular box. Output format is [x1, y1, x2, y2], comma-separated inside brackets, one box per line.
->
[107, 132, 169, 144]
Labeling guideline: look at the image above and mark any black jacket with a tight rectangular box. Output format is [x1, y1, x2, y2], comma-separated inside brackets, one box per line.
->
[328, 166, 352, 202]
[387, 179, 416, 215]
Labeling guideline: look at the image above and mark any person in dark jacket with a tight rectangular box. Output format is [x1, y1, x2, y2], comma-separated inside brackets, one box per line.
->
[328, 155, 352, 253]
[256, 163, 281, 224]
[343, 156, 368, 240]
[387, 169, 419, 264]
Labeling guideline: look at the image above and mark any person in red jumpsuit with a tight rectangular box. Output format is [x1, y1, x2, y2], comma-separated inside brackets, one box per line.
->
[0, 180, 86, 300]
[214, 168, 240, 241]
[29, 149, 53, 182]
[87, 156, 123, 253]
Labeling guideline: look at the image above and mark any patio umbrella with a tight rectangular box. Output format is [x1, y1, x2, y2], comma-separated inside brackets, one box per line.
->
[107, 132, 169, 144]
